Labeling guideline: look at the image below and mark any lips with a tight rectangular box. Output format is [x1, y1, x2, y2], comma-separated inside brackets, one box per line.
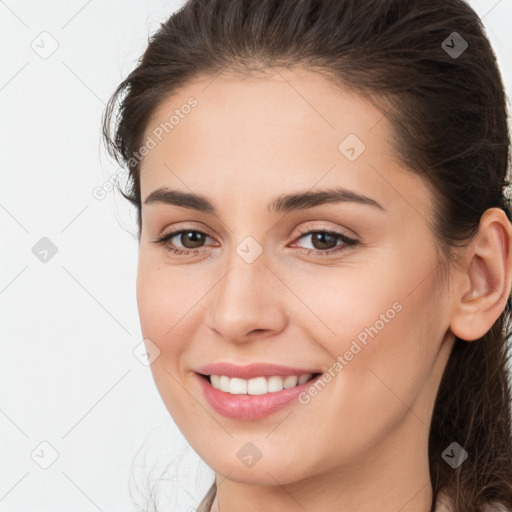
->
[195, 361, 322, 379]
[195, 371, 324, 420]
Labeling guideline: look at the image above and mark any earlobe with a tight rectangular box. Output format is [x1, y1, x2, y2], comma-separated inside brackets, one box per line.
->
[449, 208, 512, 342]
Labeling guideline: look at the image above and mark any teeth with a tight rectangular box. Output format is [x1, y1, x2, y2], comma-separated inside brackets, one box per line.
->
[209, 374, 314, 395]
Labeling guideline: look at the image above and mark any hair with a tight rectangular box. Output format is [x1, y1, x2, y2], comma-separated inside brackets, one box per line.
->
[102, 1, 512, 511]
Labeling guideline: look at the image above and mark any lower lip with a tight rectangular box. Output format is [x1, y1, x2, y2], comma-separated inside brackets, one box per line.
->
[195, 372, 322, 420]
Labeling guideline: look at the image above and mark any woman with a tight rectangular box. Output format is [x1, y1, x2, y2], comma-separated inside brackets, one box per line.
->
[102, 1, 512, 510]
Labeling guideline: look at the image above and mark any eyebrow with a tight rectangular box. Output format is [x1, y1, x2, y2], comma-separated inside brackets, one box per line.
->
[143, 186, 385, 214]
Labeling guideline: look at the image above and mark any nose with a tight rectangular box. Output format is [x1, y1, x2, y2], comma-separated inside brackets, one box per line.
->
[205, 250, 288, 344]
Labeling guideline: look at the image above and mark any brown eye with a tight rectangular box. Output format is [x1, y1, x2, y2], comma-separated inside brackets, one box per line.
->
[291, 228, 359, 257]
[178, 231, 207, 249]
[153, 229, 215, 254]
[153, 227, 358, 257]
[308, 232, 339, 250]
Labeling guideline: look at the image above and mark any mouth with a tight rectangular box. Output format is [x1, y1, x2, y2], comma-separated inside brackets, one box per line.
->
[195, 371, 324, 420]
[196, 372, 322, 394]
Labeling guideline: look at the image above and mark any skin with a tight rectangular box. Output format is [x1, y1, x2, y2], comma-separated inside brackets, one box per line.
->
[135, 67, 512, 512]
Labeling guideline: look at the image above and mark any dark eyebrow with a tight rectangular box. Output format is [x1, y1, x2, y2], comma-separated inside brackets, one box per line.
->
[143, 186, 385, 213]
[269, 187, 385, 213]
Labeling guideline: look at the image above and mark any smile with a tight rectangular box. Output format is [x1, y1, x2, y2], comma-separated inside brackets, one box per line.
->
[195, 371, 322, 420]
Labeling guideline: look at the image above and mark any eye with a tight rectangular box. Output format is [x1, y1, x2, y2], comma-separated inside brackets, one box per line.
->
[290, 227, 359, 256]
[152, 226, 359, 257]
[153, 229, 216, 256]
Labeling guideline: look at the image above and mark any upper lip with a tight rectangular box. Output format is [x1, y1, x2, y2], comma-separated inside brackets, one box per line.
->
[195, 362, 322, 379]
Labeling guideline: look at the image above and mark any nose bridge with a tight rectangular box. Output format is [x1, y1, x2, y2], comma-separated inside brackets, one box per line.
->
[206, 242, 286, 342]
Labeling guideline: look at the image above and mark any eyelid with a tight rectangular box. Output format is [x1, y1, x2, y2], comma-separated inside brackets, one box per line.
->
[291, 223, 358, 242]
[156, 221, 218, 240]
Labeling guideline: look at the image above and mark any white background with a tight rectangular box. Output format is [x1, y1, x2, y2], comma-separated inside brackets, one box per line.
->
[1, 1, 511, 511]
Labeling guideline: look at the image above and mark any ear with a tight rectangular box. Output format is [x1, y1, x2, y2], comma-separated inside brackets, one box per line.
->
[449, 207, 512, 342]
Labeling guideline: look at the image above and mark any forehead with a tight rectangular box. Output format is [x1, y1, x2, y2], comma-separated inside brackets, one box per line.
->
[143, 67, 389, 158]
[139, 68, 432, 220]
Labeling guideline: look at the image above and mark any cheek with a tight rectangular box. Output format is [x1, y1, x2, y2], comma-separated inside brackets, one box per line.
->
[283, 277, 440, 472]
[293, 251, 442, 417]
[135, 262, 196, 420]
[136, 261, 201, 425]
[136, 263, 168, 342]
[136, 257, 200, 350]
[294, 237, 440, 363]
[289, 260, 404, 355]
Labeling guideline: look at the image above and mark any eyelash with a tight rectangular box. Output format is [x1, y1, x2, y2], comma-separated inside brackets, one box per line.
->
[152, 226, 359, 258]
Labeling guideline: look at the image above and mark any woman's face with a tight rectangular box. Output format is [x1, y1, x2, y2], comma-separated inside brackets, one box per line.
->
[136, 68, 455, 493]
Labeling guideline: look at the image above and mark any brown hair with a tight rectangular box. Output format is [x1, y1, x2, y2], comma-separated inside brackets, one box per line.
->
[102, 1, 512, 510]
